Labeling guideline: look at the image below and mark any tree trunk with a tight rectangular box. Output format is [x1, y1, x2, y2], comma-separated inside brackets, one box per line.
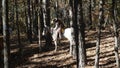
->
[74, 0, 86, 67]
[2, 0, 10, 67]
[55, 0, 58, 19]
[0, 0, 2, 34]
[94, 0, 103, 68]
[73, 0, 79, 67]
[42, 0, 47, 27]
[112, 0, 120, 67]
[42, 0, 52, 46]
[69, 0, 77, 58]
[46, 0, 50, 26]
[31, 0, 34, 39]
[78, 0, 86, 67]
[24, 1, 29, 40]
[27, 0, 32, 43]
[31, 0, 37, 40]
[37, 0, 42, 51]
[88, 0, 92, 29]
[15, 0, 22, 57]
[0, 1, 3, 66]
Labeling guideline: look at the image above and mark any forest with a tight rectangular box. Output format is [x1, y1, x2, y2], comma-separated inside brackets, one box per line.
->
[0, 0, 120, 68]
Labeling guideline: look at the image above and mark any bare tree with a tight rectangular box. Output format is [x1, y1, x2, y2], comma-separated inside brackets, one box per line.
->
[78, 0, 86, 67]
[42, 0, 52, 46]
[0, 0, 2, 34]
[94, 0, 104, 68]
[15, 0, 22, 57]
[27, 0, 32, 43]
[2, 0, 10, 68]
[73, 0, 79, 67]
[0, 0, 3, 64]
[37, 0, 42, 51]
[69, 0, 77, 58]
[112, 0, 120, 67]
[88, 0, 93, 29]
[74, 0, 86, 67]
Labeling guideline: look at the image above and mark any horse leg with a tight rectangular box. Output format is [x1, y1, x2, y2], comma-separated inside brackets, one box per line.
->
[54, 40, 57, 52]
[69, 40, 73, 55]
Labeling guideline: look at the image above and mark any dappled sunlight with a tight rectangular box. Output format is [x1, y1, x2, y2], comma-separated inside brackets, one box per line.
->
[1, 25, 120, 68]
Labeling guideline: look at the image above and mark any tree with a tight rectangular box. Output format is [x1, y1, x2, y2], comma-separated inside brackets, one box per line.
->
[42, 0, 52, 47]
[0, 0, 2, 34]
[94, 0, 104, 68]
[112, 0, 120, 67]
[15, 0, 22, 57]
[69, 0, 75, 56]
[46, 0, 50, 26]
[88, 0, 93, 29]
[74, 0, 86, 67]
[37, 0, 42, 51]
[78, 0, 86, 67]
[2, 0, 10, 68]
[73, 0, 79, 67]
[0, 1, 3, 63]
[27, 0, 32, 43]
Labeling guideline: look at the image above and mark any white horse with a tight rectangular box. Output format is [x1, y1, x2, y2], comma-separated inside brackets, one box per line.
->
[42, 19, 75, 54]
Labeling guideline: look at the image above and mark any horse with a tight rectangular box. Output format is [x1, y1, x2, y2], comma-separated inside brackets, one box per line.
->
[42, 18, 75, 55]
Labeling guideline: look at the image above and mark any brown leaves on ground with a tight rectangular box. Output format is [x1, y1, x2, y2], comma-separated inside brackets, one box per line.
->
[1, 29, 120, 68]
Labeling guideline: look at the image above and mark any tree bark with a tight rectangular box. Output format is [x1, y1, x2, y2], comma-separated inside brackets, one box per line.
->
[69, 0, 76, 58]
[74, 0, 86, 68]
[112, 0, 120, 68]
[73, 0, 79, 67]
[46, 0, 50, 26]
[2, 0, 10, 67]
[27, 0, 32, 43]
[42, 0, 47, 27]
[37, 0, 42, 51]
[88, 0, 92, 29]
[0, 0, 3, 34]
[24, 1, 29, 40]
[78, 0, 86, 67]
[15, 0, 22, 57]
[94, 0, 103, 68]
[42, 0, 52, 46]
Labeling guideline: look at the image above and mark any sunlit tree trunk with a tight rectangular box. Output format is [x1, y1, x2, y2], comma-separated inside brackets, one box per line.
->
[42, 0, 47, 27]
[74, 0, 86, 67]
[2, 0, 10, 67]
[94, 0, 104, 68]
[112, 0, 120, 67]
[78, 0, 86, 67]
[69, 0, 73, 26]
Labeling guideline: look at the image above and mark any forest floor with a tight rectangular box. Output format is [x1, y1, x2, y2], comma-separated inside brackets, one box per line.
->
[0, 28, 120, 68]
